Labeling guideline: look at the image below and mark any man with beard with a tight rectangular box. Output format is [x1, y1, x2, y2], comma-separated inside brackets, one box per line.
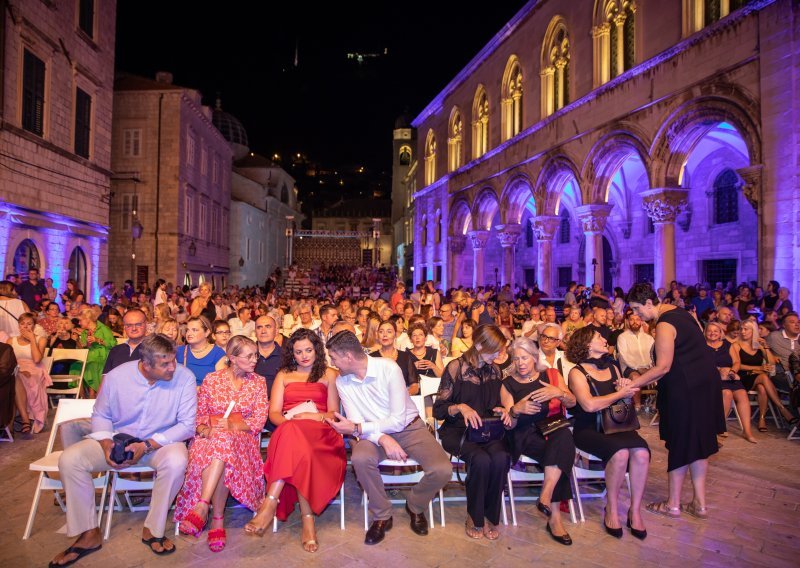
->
[616, 312, 655, 411]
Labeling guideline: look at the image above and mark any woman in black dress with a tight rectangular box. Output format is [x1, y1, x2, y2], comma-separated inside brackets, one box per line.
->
[407, 323, 443, 379]
[369, 320, 419, 394]
[626, 283, 724, 520]
[433, 325, 511, 541]
[565, 327, 649, 539]
[501, 337, 577, 546]
[704, 322, 756, 443]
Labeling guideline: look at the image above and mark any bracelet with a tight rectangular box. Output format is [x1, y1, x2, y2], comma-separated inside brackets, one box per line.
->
[509, 407, 518, 419]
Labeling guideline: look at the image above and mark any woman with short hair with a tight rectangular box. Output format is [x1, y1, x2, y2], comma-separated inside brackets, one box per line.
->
[176, 316, 227, 387]
[77, 307, 116, 397]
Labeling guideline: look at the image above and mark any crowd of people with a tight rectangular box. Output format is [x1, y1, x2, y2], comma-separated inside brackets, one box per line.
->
[1, 265, 798, 567]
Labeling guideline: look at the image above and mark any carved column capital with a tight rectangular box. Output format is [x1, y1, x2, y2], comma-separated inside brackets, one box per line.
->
[736, 164, 763, 210]
[467, 230, 490, 250]
[496, 223, 522, 248]
[641, 188, 689, 223]
[531, 215, 560, 241]
[575, 204, 614, 234]
[592, 23, 611, 38]
[448, 235, 466, 254]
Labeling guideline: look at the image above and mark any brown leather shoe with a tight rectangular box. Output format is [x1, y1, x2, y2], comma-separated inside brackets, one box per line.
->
[364, 517, 392, 545]
[405, 503, 429, 536]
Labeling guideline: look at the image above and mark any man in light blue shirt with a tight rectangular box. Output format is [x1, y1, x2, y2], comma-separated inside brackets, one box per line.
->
[50, 335, 196, 567]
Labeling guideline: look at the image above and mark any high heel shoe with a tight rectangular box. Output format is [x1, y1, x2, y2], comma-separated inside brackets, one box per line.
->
[301, 513, 318, 553]
[536, 500, 552, 518]
[757, 413, 768, 432]
[604, 506, 623, 539]
[626, 510, 647, 540]
[244, 494, 279, 537]
[179, 498, 210, 536]
[207, 515, 226, 552]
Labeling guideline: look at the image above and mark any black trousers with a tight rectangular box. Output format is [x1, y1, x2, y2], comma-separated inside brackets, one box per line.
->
[519, 427, 575, 503]
[459, 439, 511, 526]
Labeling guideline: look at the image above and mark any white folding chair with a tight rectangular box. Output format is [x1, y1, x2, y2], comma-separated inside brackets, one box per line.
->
[506, 454, 576, 525]
[24, 398, 107, 539]
[46, 348, 89, 407]
[748, 390, 781, 428]
[726, 402, 744, 432]
[570, 449, 631, 523]
[104, 464, 158, 539]
[362, 395, 436, 530]
[419, 376, 441, 400]
[0, 424, 12, 443]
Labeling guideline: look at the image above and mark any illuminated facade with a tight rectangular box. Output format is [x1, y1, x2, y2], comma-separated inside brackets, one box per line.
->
[0, 0, 116, 300]
[412, 0, 798, 298]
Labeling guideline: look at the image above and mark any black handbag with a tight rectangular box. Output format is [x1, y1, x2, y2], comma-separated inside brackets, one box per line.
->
[536, 415, 571, 436]
[578, 364, 640, 434]
[110, 433, 142, 464]
[465, 416, 506, 444]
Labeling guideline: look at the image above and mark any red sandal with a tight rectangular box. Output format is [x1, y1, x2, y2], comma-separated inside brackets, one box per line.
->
[208, 515, 226, 552]
[179, 498, 210, 536]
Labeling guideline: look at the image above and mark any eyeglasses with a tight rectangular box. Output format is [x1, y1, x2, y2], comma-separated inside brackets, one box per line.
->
[123, 322, 146, 329]
[540, 335, 560, 342]
[216, 331, 232, 335]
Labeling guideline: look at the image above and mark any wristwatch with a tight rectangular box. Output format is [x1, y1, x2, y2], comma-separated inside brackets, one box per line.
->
[352, 424, 361, 441]
[143, 439, 155, 454]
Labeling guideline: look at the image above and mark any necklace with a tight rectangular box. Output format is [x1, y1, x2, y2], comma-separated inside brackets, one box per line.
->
[191, 343, 210, 354]
[517, 372, 536, 382]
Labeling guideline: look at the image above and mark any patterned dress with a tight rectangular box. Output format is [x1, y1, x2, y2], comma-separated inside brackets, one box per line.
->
[174, 369, 269, 520]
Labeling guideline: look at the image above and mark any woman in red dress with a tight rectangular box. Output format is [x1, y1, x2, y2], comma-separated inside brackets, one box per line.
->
[174, 336, 268, 552]
[244, 328, 346, 553]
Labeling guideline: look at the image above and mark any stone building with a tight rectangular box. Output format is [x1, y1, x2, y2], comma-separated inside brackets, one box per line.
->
[0, 0, 116, 301]
[412, 0, 799, 298]
[109, 73, 233, 291]
[228, 151, 303, 287]
[391, 114, 416, 285]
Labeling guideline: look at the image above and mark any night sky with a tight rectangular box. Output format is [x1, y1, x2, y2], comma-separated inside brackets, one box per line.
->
[115, 1, 529, 174]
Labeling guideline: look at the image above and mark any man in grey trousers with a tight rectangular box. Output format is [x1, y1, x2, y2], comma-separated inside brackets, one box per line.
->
[325, 331, 451, 545]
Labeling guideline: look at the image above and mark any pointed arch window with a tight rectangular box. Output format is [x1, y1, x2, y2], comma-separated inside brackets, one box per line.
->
[541, 20, 570, 117]
[501, 58, 524, 141]
[713, 169, 739, 224]
[472, 86, 489, 159]
[424, 130, 437, 186]
[685, 0, 749, 35]
[559, 208, 571, 244]
[593, 2, 636, 86]
[448, 108, 463, 171]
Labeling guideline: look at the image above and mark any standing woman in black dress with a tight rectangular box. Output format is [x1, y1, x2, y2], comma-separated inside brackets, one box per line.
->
[625, 283, 724, 520]
[433, 325, 511, 540]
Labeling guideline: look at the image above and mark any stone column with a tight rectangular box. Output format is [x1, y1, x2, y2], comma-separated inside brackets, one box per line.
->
[532, 215, 559, 295]
[737, 164, 763, 283]
[554, 59, 567, 111]
[447, 235, 466, 290]
[467, 230, 490, 289]
[613, 13, 626, 76]
[575, 204, 614, 287]
[540, 67, 555, 117]
[496, 223, 522, 288]
[641, 188, 689, 290]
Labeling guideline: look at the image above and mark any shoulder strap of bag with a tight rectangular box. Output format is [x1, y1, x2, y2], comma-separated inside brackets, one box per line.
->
[0, 302, 19, 322]
[183, 345, 188, 367]
[557, 357, 563, 376]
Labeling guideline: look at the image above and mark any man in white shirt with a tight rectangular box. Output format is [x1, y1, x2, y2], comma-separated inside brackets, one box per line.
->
[325, 331, 450, 546]
[615, 313, 655, 410]
[537, 323, 574, 380]
[291, 304, 319, 333]
[229, 307, 255, 340]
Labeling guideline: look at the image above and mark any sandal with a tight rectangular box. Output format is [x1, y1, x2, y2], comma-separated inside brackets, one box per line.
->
[680, 502, 708, 520]
[645, 500, 680, 518]
[757, 414, 768, 432]
[141, 536, 176, 555]
[207, 515, 226, 553]
[19, 422, 33, 440]
[179, 498, 210, 536]
[244, 494, 279, 537]
[301, 513, 318, 553]
[464, 517, 483, 539]
[48, 544, 102, 568]
[483, 522, 500, 540]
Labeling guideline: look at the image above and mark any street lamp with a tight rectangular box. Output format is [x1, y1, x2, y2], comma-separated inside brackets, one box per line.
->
[131, 213, 143, 285]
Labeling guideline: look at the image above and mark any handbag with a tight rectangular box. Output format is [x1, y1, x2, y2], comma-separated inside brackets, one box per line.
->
[577, 364, 640, 434]
[535, 368, 571, 436]
[465, 416, 506, 444]
[110, 432, 142, 464]
[283, 399, 319, 420]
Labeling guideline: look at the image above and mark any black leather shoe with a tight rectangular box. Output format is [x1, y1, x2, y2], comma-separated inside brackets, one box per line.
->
[627, 512, 647, 540]
[365, 517, 392, 545]
[536, 500, 552, 518]
[546, 522, 572, 546]
[406, 503, 429, 535]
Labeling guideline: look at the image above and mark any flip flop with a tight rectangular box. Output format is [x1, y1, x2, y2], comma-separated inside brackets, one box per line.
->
[141, 536, 176, 555]
[48, 544, 102, 567]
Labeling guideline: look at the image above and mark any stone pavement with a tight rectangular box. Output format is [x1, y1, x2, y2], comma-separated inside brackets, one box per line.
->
[2, 411, 799, 568]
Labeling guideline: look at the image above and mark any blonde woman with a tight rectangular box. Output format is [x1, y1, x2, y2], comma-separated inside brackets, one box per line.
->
[191, 282, 217, 323]
[734, 320, 797, 431]
[360, 314, 382, 352]
[157, 317, 182, 345]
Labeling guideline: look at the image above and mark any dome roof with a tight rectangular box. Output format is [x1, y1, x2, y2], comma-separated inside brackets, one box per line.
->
[212, 98, 250, 159]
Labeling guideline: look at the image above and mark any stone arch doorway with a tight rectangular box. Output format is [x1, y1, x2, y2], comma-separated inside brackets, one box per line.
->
[14, 239, 41, 277]
[579, 235, 614, 292]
